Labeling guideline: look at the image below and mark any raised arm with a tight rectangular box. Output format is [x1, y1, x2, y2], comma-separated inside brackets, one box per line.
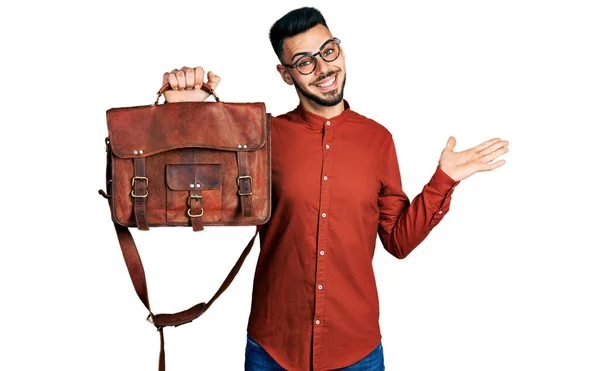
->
[378, 136, 509, 258]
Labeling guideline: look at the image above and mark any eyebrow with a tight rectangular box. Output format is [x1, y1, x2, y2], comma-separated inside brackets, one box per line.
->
[291, 38, 334, 62]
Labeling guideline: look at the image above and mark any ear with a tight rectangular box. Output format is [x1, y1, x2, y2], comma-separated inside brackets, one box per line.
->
[276, 64, 294, 85]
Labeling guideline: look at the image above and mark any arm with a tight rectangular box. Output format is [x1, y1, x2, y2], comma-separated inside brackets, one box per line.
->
[161, 66, 221, 102]
[378, 135, 509, 259]
[377, 137, 459, 259]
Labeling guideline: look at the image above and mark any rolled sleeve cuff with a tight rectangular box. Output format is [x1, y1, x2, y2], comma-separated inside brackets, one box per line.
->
[428, 165, 460, 195]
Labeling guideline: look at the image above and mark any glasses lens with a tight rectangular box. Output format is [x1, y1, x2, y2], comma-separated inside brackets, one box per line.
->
[321, 40, 340, 62]
[296, 55, 316, 74]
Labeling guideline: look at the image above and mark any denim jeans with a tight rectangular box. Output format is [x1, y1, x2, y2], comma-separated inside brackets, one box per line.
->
[245, 333, 385, 370]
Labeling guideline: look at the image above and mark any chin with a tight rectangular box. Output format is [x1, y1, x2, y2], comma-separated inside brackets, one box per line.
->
[293, 72, 347, 107]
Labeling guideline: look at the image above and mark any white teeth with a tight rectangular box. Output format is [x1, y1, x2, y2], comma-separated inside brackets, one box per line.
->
[316, 76, 336, 87]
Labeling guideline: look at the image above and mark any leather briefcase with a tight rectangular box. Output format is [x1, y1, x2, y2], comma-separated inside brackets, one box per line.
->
[99, 83, 271, 370]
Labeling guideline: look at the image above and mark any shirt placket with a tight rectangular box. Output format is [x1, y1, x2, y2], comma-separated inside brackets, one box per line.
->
[312, 119, 333, 370]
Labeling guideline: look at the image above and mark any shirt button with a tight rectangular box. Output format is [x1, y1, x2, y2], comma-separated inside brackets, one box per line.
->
[320, 250, 325, 256]
[318, 285, 323, 290]
[321, 213, 327, 218]
[325, 121, 331, 126]
[438, 210, 443, 214]
[323, 176, 328, 180]
[315, 320, 321, 325]
[325, 144, 330, 149]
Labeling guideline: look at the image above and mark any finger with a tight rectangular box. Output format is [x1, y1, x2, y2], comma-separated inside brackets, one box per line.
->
[445, 136, 456, 150]
[168, 70, 180, 90]
[481, 159, 506, 172]
[207, 71, 221, 90]
[183, 67, 195, 90]
[474, 137, 502, 152]
[162, 72, 169, 86]
[479, 140, 509, 157]
[175, 69, 186, 90]
[193, 67, 205, 89]
[480, 146, 509, 163]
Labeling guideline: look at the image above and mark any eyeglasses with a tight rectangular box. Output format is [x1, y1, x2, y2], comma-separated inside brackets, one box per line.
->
[282, 38, 342, 75]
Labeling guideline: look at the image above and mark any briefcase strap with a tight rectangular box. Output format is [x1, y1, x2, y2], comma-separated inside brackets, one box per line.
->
[236, 151, 254, 217]
[112, 223, 261, 371]
[132, 158, 150, 230]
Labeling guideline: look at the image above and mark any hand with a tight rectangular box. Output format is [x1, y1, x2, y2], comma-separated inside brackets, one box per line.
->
[162, 66, 221, 103]
[438, 136, 509, 182]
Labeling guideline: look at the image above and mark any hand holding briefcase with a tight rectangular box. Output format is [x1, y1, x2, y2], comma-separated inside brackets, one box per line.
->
[99, 83, 271, 370]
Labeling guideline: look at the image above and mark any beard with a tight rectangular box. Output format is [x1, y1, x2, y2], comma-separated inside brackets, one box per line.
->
[291, 70, 347, 107]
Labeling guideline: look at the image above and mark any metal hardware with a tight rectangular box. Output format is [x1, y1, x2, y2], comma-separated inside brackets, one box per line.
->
[187, 195, 203, 206]
[236, 175, 253, 196]
[131, 176, 149, 198]
[131, 189, 148, 198]
[131, 176, 148, 187]
[187, 195, 204, 217]
[187, 208, 204, 217]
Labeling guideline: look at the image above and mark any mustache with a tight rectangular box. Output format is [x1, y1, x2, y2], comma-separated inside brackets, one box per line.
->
[311, 70, 340, 85]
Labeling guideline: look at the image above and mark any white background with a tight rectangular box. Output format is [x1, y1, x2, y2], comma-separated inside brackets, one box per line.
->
[1, 0, 599, 370]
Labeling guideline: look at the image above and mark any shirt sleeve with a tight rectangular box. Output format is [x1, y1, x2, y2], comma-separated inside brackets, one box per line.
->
[377, 136, 460, 259]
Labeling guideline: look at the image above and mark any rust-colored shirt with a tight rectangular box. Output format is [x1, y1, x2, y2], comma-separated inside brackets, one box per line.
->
[247, 101, 459, 371]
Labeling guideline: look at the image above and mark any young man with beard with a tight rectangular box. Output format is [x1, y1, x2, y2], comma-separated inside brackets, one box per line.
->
[162, 7, 509, 371]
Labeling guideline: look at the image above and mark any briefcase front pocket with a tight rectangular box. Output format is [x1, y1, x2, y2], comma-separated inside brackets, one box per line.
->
[166, 164, 222, 225]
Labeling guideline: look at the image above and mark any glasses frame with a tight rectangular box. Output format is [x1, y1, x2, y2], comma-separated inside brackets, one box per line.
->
[282, 37, 342, 75]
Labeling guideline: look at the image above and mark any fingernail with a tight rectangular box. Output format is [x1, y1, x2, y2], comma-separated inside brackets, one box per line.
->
[194, 85, 200, 90]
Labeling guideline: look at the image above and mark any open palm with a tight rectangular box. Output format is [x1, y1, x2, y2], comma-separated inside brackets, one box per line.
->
[439, 136, 509, 182]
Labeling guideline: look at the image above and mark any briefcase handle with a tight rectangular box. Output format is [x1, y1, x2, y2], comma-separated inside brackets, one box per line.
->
[153, 82, 220, 105]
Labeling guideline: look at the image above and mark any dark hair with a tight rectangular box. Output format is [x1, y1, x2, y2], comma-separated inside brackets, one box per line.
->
[269, 7, 329, 61]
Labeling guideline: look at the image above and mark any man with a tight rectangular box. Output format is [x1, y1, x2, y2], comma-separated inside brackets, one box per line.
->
[162, 7, 508, 371]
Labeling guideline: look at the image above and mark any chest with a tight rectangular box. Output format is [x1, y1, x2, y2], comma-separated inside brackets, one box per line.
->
[270, 125, 384, 209]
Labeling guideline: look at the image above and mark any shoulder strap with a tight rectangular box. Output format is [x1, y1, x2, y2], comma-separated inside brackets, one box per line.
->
[112, 223, 261, 371]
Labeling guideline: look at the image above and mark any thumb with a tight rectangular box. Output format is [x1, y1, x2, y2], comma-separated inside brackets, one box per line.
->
[207, 71, 221, 90]
[445, 136, 456, 151]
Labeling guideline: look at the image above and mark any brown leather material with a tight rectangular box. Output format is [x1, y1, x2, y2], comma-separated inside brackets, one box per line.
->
[151, 226, 260, 328]
[155, 82, 220, 105]
[236, 151, 253, 217]
[188, 190, 204, 232]
[102, 96, 271, 371]
[104, 137, 113, 198]
[159, 328, 165, 371]
[113, 222, 261, 371]
[133, 158, 149, 230]
[108, 102, 266, 158]
[166, 164, 221, 190]
[114, 223, 152, 312]
[107, 103, 271, 228]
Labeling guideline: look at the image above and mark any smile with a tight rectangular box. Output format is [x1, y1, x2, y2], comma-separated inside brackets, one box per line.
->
[315, 75, 336, 87]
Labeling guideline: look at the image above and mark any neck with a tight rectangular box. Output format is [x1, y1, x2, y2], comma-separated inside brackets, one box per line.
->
[298, 97, 345, 118]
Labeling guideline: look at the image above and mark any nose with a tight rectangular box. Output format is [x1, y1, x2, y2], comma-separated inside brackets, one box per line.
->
[313, 55, 329, 76]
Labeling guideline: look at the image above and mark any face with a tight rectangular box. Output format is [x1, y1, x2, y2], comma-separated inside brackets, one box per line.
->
[277, 24, 346, 107]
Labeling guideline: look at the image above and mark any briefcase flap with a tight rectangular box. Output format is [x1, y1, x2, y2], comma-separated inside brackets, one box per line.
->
[106, 101, 267, 158]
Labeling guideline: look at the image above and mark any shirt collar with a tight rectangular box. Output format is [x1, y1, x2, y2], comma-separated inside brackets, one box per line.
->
[291, 100, 351, 130]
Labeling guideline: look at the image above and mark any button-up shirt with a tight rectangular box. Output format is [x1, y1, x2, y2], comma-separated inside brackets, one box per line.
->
[247, 101, 460, 371]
